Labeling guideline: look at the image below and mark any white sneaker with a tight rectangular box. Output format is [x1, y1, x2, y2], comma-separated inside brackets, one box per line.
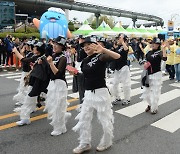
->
[73, 144, 91, 154]
[15, 102, 23, 106]
[51, 128, 67, 136]
[122, 100, 130, 105]
[96, 144, 112, 152]
[16, 119, 31, 126]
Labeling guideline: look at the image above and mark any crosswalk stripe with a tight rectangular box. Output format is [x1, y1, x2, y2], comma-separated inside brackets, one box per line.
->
[131, 80, 139, 85]
[131, 70, 143, 75]
[6, 75, 22, 79]
[68, 92, 79, 98]
[67, 79, 73, 84]
[118, 87, 142, 100]
[130, 68, 141, 71]
[169, 83, 180, 88]
[115, 89, 180, 118]
[151, 109, 180, 133]
[131, 74, 169, 82]
[0, 73, 22, 77]
[66, 75, 73, 79]
[2, 67, 180, 133]
[68, 85, 72, 91]
[162, 75, 169, 82]
[131, 75, 141, 80]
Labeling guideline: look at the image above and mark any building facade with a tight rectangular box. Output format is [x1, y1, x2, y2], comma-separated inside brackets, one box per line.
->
[0, 0, 74, 28]
[0, 1, 15, 28]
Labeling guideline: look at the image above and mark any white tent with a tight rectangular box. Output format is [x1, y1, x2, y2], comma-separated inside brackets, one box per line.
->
[137, 25, 156, 37]
[112, 22, 128, 35]
[73, 20, 94, 35]
[125, 23, 142, 37]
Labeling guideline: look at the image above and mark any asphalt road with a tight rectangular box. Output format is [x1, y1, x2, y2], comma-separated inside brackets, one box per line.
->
[1, 62, 180, 154]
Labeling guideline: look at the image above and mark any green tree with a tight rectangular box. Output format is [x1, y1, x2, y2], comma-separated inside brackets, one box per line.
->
[68, 21, 75, 31]
[88, 15, 115, 29]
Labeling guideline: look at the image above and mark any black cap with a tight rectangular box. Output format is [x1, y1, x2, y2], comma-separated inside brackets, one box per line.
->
[117, 33, 128, 41]
[34, 42, 44, 47]
[97, 37, 107, 46]
[152, 37, 161, 44]
[97, 37, 106, 43]
[79, 35, 85, 39]
[80, 36, 97, 47]
[54, 36, 66, 47]
[34, 42, 45, 55]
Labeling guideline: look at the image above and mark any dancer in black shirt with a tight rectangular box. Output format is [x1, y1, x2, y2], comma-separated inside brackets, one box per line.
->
[13, 42, 49, 125]
[44, 36, 71, 136]
[75, 35, 87, 104]
[141, 38, 167, 114]
[73, 36, 120, 154]
[13, 41, 34, 106]
[111, 33, 131, 105]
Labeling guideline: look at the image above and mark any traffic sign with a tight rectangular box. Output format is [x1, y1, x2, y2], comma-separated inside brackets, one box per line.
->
[168, 20, 174, 31]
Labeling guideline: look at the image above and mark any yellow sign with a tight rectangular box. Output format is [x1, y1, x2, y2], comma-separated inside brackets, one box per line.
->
[168, 20, 174, 27]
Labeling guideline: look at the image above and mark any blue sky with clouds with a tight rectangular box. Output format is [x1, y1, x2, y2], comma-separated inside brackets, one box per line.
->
[68, 0, 180, 27]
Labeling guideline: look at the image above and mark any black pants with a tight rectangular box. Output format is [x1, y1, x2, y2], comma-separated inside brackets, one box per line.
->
[0, 51, 6, 65]
[136, 51, 144, 61]
[29, 77, 49, 97]
[6, 52, 13, 65]
[77, 73, 85, 104]
[166, 64, 175, 79]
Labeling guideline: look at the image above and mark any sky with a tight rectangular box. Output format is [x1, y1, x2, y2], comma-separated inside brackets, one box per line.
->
[68, 0, 180, 27]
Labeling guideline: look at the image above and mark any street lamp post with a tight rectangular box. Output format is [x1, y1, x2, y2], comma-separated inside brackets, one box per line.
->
[171, 13, 179, 21]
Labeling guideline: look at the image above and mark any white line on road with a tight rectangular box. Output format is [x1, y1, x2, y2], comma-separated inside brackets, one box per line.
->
[67, 79, 73, 84]
[68, 85, 72, 91]
[131, 74, 170, 82]
[130, 68, 141, 71]
[151, 109, 180, 133]
[169, 83, 180, 88]
[131, 70, 143, 75]
[0, 73, 22, 77]
[115, 89, 180, 118]
[6, 75, 22, 79]
[68, 92, 79, 98]
[131, 75, 141, 80]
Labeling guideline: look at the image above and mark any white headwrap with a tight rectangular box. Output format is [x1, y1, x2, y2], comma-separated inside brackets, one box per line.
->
[48, 7, 65, 15]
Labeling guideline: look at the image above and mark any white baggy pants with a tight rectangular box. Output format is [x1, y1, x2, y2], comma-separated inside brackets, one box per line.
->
[73, 88, 114, 147]
[111, 65, 131, 101]
[141, 71, 162, 112]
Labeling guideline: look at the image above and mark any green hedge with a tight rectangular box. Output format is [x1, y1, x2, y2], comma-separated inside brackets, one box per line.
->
[0, 32, 40, 39]
[15, 27, 39, 33]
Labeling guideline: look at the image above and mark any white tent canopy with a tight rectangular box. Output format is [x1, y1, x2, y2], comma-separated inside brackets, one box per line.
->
[73, 20, 93, 35]
[125, 23, 142, 37]
[78, 24, 93, 31]
[137, 25, 155, 37]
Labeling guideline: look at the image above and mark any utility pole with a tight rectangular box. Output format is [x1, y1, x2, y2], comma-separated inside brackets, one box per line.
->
[95, 13, 100, 28]
[132, 18, 137, 28]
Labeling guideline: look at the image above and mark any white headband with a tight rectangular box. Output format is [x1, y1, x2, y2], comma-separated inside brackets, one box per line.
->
[48, 7, 65, 15]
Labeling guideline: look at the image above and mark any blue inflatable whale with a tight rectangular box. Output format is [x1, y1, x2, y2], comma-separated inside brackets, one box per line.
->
[33, 7, 71, 39]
